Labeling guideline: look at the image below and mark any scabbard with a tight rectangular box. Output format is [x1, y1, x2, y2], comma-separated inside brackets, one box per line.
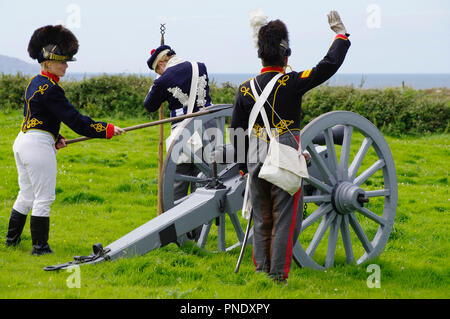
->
[234, 211, 253, 274]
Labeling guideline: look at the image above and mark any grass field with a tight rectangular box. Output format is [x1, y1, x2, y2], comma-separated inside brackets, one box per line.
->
[0, 110, 448, 299]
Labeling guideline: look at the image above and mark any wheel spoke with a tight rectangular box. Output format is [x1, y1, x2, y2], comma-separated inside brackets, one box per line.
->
[348, 213, 374, 254]
[304, 175, 333, 194]
[195, 162, 214, 177]
[324, 128, 339, 177]
[181, 147, 213, 177]
[307, 143, 337, 185]
[354, 159, 385, 186]
[306, 211, 336, 257]
[356, 206, 386, 226]
[348, 137, 373, 181]
[340, 215, 355, 264]
[365, 189, 391, 198]
[206, 119, 225, 150]
[325, 215, 342, 268]
[338, 126, 353, 181]
[174, 174, 209, 184]
[301, 203, 333, 231]
[303, 194, 331, 204]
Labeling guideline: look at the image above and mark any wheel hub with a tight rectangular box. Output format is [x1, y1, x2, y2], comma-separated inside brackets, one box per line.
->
[331, 181, 368, 215]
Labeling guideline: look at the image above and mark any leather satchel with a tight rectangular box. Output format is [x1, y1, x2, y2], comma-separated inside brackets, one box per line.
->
[248, 76, 308, 196]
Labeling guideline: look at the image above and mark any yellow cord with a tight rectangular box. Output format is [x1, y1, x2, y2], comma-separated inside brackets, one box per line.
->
[284, 64, 294, 73]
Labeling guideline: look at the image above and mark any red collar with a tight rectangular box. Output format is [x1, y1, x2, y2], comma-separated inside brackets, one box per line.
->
[260, 66, 285, 74]
[41, 71, 60, 83]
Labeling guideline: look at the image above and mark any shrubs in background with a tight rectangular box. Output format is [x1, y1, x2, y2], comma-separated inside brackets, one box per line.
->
[301, 85, 450, 136]
[1, 73, 448, 136]
[63, 74, 155, 119]
[0, 73, 28, 111]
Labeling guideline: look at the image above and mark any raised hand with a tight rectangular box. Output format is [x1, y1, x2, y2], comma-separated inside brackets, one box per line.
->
[328, 10, 347, 35]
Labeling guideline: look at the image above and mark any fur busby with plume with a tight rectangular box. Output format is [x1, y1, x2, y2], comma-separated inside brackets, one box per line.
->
[28, 25, 79, 63]
[249, 9, 290, 66]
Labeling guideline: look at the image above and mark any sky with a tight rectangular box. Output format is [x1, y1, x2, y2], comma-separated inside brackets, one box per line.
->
[0, 0, 449, 75]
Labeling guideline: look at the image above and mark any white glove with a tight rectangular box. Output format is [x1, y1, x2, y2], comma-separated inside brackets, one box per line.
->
[327, 10, 347, 35]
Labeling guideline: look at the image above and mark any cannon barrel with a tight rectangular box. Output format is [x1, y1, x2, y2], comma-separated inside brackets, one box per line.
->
[312, 125, 345, 146]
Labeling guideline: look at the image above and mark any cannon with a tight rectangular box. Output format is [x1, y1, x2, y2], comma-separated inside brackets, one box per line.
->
[45, 104, 397, 271]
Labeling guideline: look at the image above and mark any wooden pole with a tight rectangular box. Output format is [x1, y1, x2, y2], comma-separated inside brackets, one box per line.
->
[64, 106, 231, 145]
[157, 105, 164, 215]
[157, 24, 166, 215]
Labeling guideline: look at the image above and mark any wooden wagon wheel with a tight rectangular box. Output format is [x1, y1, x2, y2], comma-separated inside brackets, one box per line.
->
[292, 111, 398, 270]
[161, 104, 246, 252]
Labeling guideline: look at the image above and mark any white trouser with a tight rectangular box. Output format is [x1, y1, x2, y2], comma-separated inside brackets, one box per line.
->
[12, 131, 57, 217]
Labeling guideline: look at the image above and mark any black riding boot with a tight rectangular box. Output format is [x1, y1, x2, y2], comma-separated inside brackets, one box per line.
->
[30, 216, 53, 256]
[5, 209, 28, 246]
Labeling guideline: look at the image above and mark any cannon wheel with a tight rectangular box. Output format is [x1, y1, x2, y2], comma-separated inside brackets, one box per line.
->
[292, 111, 398, 270]
[161, 104, 245, 252]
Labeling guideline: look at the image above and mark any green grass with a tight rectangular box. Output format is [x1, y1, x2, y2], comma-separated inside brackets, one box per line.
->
[0, 111, 449, 299]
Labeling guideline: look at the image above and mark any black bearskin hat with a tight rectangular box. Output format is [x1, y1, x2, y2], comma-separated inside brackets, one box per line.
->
[257, 20, 290, 66]
[28, 25, 79, 63]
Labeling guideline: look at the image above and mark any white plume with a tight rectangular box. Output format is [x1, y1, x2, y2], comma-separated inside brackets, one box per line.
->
[249, 8, 268, 48]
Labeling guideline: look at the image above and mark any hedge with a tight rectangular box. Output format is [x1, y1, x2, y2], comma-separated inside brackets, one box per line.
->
[301, 85, 450, 136]
[1, 73, 448, 136]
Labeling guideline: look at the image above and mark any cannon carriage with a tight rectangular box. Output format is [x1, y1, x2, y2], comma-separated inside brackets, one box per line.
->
[45, 104, 397, 271]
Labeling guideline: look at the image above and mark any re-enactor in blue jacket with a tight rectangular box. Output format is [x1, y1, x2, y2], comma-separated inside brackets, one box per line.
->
[144, 45, 211, 121]
[143, 45, 213, 240]
[4, 25, 125, 256]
